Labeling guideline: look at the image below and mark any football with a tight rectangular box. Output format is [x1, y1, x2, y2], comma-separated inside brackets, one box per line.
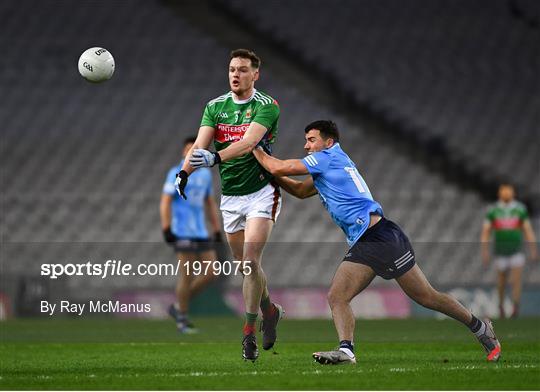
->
[77, 47, 115, 83]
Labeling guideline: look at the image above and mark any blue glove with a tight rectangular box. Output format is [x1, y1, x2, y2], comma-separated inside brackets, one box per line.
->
[189, 149, 221, 168]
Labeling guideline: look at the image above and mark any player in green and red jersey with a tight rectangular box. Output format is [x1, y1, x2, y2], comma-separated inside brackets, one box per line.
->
[175, 49, 283, 361]
[481, 184, 538, 318]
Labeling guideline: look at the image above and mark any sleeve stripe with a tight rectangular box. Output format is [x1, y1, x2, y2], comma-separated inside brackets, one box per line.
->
[305, 155, 317, 166]
[305, 155, 318, 166]
[255, 92, 272, 105]
[208, 92, 232, 106]
[254, 92, 269, 104]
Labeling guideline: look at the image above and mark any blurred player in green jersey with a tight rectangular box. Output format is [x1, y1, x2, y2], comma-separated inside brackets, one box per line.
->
[481, 184, 538, 318]
[175, 49, 283, 361]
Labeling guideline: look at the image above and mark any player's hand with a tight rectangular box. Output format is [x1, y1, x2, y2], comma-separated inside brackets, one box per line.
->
[189, 149, 221, 168]
[175, 170, 188, 200]
[163, 227, 177, 244]
[213, 231, 223, 243]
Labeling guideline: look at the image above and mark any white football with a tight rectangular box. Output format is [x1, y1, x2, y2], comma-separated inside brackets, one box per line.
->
[78, 47, 115, 83]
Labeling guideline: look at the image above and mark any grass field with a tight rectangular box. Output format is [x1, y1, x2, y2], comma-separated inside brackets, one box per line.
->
[1, 317, 539, 390]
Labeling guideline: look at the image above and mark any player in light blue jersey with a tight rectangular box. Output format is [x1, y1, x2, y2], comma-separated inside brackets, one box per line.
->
[253, 120, 501, 364]
[301, 137, 383, 247]
[161, 137, 222, 333]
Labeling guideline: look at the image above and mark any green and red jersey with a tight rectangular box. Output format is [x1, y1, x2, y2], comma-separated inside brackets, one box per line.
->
[485, 201, 528, 255]
[200, 89, 279, 196]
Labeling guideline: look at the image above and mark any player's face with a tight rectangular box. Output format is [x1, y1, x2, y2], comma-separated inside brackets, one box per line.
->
[229, 57, 259, 97]
[304, 129, 334, 154]
[498, 185, 514, 202]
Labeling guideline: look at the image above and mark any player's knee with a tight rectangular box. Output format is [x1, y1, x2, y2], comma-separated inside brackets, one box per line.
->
[244, 258, 262, 276]
[327, 289, 346, 308]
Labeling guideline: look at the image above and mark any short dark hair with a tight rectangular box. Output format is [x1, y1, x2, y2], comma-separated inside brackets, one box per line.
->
[304, 120, 340, 143]
[499, 183, 514, 189]
[230, 48, 261, 69]
[184, 136, 196, 146]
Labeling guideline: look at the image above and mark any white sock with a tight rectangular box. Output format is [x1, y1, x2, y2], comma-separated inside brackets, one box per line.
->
[339, 347, 355, 358]
[473, 321, 487, 337]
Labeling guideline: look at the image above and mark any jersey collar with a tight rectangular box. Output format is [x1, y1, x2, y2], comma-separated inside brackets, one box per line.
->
[497, 200, 516, 208]
[232, 88, 257, 104]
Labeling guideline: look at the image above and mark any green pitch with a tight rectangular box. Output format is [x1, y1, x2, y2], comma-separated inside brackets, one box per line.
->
[1, 317, 539, 390]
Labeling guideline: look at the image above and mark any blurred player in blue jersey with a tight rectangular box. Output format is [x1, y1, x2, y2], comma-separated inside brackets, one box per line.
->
[253, 120, 501, 364]
[160, 137, 222, 333]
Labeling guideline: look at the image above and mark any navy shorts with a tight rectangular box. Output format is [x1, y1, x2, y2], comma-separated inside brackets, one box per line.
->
[173, 238, 213, 253]
[343, 217, 415, 280]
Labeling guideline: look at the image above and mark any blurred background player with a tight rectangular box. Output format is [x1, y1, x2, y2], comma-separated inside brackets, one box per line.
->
[161, 136, 222, 333]
[481, 183, 538, 319]
[253, 120, 501, 364]
[174, 49, 283, 361]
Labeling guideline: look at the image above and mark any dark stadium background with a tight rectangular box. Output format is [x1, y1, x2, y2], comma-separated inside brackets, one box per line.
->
[1, 0, 539, 321]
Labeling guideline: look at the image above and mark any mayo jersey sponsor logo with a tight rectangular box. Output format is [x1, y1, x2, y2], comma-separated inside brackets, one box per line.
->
[216, 123, 250, 143]
[493, 217, 521, 230]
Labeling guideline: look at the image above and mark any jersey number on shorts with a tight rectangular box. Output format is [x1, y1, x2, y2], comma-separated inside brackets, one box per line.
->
[344, 167, 366, 194]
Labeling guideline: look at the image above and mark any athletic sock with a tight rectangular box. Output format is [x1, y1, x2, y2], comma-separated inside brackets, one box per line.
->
[511, 303, 520, 318]
[243, 312, 258, 335]
[260, 295, 275, 319]
[339, 340, 355, 358]
[172, 304, 188, 322]
[178, 311, 188, 324]
[468, 315, 486, 336]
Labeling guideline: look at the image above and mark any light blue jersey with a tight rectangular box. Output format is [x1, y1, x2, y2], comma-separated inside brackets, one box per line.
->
[301, 143, 383, 246]
[163, 161, 213, 239]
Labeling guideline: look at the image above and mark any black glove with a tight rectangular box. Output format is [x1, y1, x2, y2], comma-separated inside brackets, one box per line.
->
[175, 170, 188, 200]
[163, 227, 177, 244]
[256, 139, 272, 155]
[213, 231, 223, 243]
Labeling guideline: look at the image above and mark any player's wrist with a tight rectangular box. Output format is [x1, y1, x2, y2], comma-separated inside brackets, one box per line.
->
[212, 152, 222, 166]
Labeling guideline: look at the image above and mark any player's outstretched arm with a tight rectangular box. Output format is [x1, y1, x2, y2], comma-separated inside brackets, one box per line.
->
[252, 147, 316, 199]
[188, 122, 269, 169]
[252, 146, 309, 176]
[181, 126, 215, 174]
[175, 126, 215, 199]
[274, 175, 317, 199]
[216, 121, 269, 162]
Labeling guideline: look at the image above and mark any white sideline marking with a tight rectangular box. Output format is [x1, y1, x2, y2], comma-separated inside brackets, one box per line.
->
[390, 367, 418, 372]
[8, 363, 535, 382]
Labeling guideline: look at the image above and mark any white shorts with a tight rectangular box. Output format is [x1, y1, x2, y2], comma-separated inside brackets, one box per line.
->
[220, 183, 282, 234]
[494, 253, 526, 272]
